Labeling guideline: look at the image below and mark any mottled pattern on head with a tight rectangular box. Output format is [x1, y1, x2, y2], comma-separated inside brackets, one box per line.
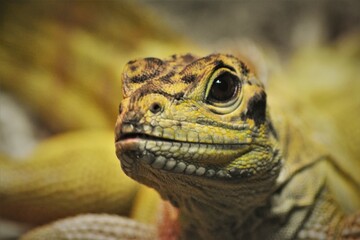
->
[115, 53, 281, 225]
[116, 53, 277, 177]
[121, 53, 266, 128]
[122, 53, 255, 96]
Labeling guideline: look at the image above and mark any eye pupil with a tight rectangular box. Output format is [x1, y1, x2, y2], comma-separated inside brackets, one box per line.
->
[208, 72, 239, 102]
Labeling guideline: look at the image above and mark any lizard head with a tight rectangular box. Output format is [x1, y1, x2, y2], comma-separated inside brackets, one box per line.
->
[115, 53, 281, 208]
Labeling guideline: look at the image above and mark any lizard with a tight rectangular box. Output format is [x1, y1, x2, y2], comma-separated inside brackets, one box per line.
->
[114, 53, 360, 239]
[21, 53, 360, 239]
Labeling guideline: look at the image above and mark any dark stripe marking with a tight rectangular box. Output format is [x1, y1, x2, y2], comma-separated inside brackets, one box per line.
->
[173, 92, 185, 101]
[143, 57, 164, 66]
[131, 86, 185, 102]
[181, 74, 197, 83]
[128, 72, 160, 83]
[213, 60, 236, 72]
[245, 91, 267, 125]
[240, 61, 250, 76]
[245, 80, 253, 86]
[160, 71, 175, 82]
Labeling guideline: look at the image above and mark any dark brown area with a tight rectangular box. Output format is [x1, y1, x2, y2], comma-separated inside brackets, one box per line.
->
[243, 91, 267, 126]
[128, 73, 155, 83]
[182, 53, 196, 63]
[144, 57, 164, 67]
[181, 74, 197, 83]
[160, 71, 176, 82]
[240, 62, 250, 76]
[129, 65, 138, 72]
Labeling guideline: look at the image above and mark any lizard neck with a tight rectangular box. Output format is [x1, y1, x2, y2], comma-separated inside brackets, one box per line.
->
[160, 173, 279, 240]
[151, 119, 282, 240]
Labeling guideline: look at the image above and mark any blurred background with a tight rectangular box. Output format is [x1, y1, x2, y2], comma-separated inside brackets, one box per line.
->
[141, 0, 360, 53]
[0, 0, 359, 239]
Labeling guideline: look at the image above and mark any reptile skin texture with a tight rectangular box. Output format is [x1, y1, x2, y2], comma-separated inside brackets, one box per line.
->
[114, 53, 360, 239]
[3, 51, 360, 239]
[2, 1, 359, 239]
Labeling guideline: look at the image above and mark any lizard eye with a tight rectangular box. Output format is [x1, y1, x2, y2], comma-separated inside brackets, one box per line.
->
[206, 72, 240, 103]
[204, 69, 243, 114]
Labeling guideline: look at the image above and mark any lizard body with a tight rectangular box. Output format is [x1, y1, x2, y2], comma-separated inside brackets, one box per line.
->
[17, 53, 360, 239]
[114, 53, 360, 239]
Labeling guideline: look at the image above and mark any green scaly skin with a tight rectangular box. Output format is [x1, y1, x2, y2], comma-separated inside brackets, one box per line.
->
[115, 53, 360, 239]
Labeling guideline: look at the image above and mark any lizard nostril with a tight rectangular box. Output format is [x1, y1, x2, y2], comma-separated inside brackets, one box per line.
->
[149, 102, 162, 114]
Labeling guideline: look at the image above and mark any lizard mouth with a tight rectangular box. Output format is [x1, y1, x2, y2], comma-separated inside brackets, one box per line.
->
[115, 132, 255, 180]
[116, 132, 183, 144]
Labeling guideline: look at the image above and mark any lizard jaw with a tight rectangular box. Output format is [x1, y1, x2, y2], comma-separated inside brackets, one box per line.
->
[115, 136, 269, 182]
